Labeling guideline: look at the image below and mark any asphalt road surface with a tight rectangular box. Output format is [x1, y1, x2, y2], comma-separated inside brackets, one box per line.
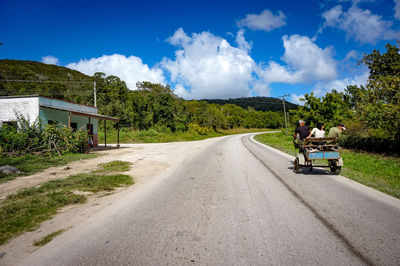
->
[22, 133, 400, 265]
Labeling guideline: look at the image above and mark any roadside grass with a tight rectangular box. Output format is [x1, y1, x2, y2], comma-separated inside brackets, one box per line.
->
[33, 229, 65, 247]
[0, 161, 133, 245]
[254, 132, 400, 199]
[98, 127, 273, 144]
[0, 153, 100, 183]
[255, 131, 297, 156]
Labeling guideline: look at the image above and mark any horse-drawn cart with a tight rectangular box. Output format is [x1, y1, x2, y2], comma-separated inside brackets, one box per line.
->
[293, 137, 343, 174]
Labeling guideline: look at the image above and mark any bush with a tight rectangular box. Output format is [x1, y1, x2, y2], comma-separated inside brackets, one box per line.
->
[187, 123, 212, 135]
[340, 135, 400, 156]
[0, 114, 88, 155]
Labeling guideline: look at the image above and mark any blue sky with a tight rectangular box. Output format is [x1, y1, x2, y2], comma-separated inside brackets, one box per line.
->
[1, 0, 399, 103]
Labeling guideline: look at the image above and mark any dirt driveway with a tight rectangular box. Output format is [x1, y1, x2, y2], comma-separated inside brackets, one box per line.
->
[0, 137, 224, 266]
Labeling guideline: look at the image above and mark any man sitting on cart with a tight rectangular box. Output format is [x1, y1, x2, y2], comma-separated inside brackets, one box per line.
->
[293, 120, 310, 152]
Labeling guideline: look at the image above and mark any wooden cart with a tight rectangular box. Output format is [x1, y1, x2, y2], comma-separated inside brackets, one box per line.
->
[293, 137, 343, 174]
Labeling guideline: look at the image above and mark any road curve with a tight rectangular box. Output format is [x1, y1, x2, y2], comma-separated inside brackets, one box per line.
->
[21, 133, 400, 266]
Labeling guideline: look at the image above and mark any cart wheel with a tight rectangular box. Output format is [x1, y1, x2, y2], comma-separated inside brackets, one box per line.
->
[330, 162, 341, 175]
[294, 158, 302, 174]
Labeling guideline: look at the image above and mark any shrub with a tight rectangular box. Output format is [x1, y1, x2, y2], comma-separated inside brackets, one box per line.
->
[340, 135, 400, 156]
[0, 114, 88, 156]
[187, 123, 212, 135]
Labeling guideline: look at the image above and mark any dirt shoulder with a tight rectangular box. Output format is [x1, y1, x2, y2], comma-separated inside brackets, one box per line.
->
[0, 137, 224, 266]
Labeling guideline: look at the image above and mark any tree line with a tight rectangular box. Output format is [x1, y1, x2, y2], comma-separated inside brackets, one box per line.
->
[93, 74, 283, 131]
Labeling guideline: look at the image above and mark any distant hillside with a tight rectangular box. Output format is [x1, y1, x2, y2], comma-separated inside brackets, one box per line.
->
[0, 59, 94, 105]
[0, 60, 298, 112]
[202, 97, 298, 112]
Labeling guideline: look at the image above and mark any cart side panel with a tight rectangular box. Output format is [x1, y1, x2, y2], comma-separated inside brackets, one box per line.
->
[324, 152, 340, 159]
[307, 152, 324, 160]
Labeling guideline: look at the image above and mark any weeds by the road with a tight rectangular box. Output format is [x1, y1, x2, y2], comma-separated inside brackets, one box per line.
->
[98, 128, 273, 144]
[254, 132, 400, 199]
[33, 229, 66, 247]
[0, 161, 133, 245]
[0, 153, 100, 183]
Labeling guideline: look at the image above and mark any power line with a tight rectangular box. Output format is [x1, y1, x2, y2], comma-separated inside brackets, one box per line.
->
[0, 79, 97, 106]
[0, 79, 93, 84]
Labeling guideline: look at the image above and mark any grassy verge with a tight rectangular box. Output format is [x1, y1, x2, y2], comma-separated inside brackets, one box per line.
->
[0, 153, 100, 183]
[254, 132, 400, 199]
[0, 160, 133, 245]
[98, 127, 273, 144]
[34, 229, 65, 247]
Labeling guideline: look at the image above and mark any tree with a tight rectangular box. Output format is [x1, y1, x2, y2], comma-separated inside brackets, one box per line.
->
[290, 91, 353, 130]
[354, 43, 400, 140]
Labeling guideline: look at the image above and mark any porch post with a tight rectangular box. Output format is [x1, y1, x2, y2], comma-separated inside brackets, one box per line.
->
[104, 119, 107, 147]
[117, 122, 120, 148]
[68, 112, 71, 128]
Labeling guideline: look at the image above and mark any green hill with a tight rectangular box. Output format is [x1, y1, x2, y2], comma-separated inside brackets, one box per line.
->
[202, 97, 298, 112]
[0, 59, 94, 104]
[0, 59, 297, 112]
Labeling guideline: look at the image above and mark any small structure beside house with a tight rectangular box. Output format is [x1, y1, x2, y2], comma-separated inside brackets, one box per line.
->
[0, 95, 119, 147]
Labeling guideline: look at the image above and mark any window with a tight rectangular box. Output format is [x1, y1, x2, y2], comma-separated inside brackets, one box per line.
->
[70, 122, 77, 131]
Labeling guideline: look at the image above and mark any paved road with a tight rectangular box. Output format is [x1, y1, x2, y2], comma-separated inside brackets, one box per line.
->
[22, 133, 400, 265]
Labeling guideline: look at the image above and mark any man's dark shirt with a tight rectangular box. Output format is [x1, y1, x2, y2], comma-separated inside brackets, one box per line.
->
[295, 125, 310, 140]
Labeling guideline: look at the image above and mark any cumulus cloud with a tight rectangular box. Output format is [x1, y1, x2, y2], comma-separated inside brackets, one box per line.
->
[322, 4, 400, 43]
[66, 54, 165, 89]
[290, 72, 368, 105]
[237, 9, 286, 32]
[41, 55, 59, 65]
[312, 72, 368, 97]
[162, 28, 256, 99]
[345, 50, 358, 60]
[256, 35, 337, 84]
[291, 94, 306, 106]
[235, 29, 252, 51]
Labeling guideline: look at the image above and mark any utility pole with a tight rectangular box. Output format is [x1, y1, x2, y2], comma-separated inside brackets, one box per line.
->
[278, 94, 289, 135]
[93, 81, 97, 107]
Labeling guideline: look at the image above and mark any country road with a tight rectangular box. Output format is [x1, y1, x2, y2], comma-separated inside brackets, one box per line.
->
[21, 133, 400, 266]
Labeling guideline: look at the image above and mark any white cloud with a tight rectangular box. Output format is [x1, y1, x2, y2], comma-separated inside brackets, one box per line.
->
[237, 9, 286, 32]
[312, 72, 368, 97]
[322, 4, 400, 43]
[256, 35, 337, 84]
[290, 71, 368, 106]
[41, 55, 59, 65]
[345, 50, 358, 60]
[251, 80, 271, 97]
[162, 28, 256, 99]
[291, 94, 305, 106]
[395, 0, 400, 20]
[235, 29, 252, 51]
[66, 54, 165, 89]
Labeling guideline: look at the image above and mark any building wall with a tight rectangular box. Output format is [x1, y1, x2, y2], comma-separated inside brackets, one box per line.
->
[39, 108, 98, 134]
[0, 97, 40, 125]
[40, 107, 99, 147]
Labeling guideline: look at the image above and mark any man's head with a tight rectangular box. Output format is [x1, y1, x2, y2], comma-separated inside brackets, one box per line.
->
[299, 120, 305, 126]
[338, 123, 346, 131]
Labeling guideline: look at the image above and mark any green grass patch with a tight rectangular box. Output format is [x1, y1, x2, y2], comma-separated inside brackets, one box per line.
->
[255, 132, 400, 199]
[99, 128, 273, 144]
[254, 131, 297, 156]
[96, 160, 131, 173]
[33, 229, 66, 247]
[0, 153, 100, 183]
[0, 161, 133, 245]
